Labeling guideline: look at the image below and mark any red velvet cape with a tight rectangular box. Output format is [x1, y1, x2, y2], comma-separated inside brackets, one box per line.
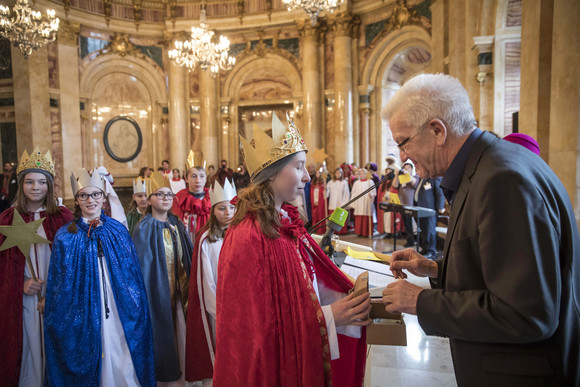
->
[173, 188, 211, 235]
[0, 206, 72, 386]
[310, 181, 327, 235]
[184, 227, 214, 382]
[213, 204, 366, 387]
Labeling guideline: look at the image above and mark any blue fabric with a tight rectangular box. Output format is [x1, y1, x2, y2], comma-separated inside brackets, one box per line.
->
[44, 212, 156, 387]
[132, 213, 193, 382]
[440, 128, 483, 206]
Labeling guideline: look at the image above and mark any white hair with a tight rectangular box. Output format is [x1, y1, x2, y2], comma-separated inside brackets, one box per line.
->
[381, 73, 477, 136]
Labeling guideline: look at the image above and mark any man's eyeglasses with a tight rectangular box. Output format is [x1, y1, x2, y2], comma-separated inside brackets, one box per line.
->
[77, 191, 104, 201]
[152, 192, 174, 200]
[396, 119, 433, 151]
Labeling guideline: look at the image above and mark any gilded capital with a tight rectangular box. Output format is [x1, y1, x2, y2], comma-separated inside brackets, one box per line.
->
[297, 19, 323, 43]
[331, 12, 359, 39]
[57, 20, 80, 47]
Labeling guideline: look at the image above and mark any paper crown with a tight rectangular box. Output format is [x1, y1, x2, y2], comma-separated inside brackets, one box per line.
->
[133, 177, 147, 194]
[210, 178, 237, 205]
[17, 147, 55, 177]
[186, 150, 206, 171]
[71, 169, 105, 196]
[145, 172, 171, 197]
[240, 112, 308, 181]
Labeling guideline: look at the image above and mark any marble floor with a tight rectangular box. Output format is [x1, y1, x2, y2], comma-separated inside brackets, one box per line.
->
[339, 233, 458, 387]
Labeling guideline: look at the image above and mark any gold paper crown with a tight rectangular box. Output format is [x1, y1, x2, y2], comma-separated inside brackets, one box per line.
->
[17, 147, 55, 177]
[240, 112, 308, 181]
[145, 172, 171, 197]
[186, 150, 206, 171]
[210, 178, 237, 205]
[70, 169, 105, 196]
[133, 177, 147, 194]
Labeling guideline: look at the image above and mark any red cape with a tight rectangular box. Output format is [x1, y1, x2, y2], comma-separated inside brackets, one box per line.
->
[172, 188, 211, 235]
[310, 182, 327, 235]
[213, 204, 366, 387]
[185, 228, 214, 382]
[0, 206, 72, 386]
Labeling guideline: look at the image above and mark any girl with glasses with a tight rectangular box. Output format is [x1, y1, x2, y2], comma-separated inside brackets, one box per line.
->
[0, 148, 72, 386]
[44, 169, 155, 386]
[133, 173, 193, 386]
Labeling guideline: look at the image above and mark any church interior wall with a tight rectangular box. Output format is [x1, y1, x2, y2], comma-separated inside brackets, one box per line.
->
[0, 0, 578, 222]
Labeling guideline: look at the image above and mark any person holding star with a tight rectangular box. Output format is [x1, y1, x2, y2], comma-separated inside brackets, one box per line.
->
[0, 147, 72, 387]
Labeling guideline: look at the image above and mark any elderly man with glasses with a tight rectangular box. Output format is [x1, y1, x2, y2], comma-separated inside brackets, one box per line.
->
[381, 73, 580, 386]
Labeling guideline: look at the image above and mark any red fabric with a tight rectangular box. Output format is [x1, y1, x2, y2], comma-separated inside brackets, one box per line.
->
[388, 187, 403, 233]
[310, 182, 327, 235]
[213, 204, 366, 387]
[173, 188, 211, 234]
[0, 206, 72, 386]
[185, 228, 214, 382]
[377, 183, 389, 234]
[354, 215, 371, 237]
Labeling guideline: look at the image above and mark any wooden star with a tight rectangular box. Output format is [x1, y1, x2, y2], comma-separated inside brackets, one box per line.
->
[0, 209, 50, 259]
[308, 147, 328, 166]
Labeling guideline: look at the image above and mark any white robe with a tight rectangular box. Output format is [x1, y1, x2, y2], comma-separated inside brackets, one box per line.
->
[349, 180, 376, 218]
[326, 180, 350, 211]
[19, 209, 51, 387]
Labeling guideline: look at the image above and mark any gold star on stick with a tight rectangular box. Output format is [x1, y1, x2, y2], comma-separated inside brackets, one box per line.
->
[0, 209, 50, 301]
[309, 147, 328, 167]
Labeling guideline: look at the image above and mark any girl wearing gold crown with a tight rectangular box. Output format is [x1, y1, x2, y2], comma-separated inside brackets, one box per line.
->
[213, 114, 371, 387]
[43, 169, 155, 386]
[132, 173, 193, 386]
[0, 148, 72, 386]
[127, 178, 149, 235]
[172, 152, 212, 245]
[185, 178, 236, 385]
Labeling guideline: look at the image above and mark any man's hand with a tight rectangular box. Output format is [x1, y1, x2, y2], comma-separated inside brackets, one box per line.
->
[382, 280, 423, 315]
[23, 278, 44, 296]
[331, 292, 372, 327]
[389, 248, 439, 279]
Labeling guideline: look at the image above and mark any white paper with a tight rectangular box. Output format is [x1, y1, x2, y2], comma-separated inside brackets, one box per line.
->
[341, 264, 398, 288]
[343, 256, 392, 275]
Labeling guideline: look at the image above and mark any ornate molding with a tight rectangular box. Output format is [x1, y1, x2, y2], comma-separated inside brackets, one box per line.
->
[297, 19, 324, 43]
[330, 12, 360, 39]
[57, 20, 80, 47]
[96, 34, 147, 62]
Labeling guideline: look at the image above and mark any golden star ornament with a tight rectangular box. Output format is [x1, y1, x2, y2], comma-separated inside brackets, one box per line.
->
[0, 209, 50, 258]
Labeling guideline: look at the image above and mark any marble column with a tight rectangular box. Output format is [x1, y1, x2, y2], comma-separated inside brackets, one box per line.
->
[430, 0, 445, 73]
[57, 21, 82, 199]
[520, 0, 553, 159]
[199, 69, 219, 168]
[12, 45, 51, 154]
[297, 20, 323, 150]
[549, 0, 579, 212]
[168, 50, 189, 171]
[331, 12, 354, 167]
[473, 36, 494, 135]
[358, 84, 374, 166]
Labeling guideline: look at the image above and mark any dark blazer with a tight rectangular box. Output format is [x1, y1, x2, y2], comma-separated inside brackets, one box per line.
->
[415, 177, 445, 211]
[416, 131, 580, 386]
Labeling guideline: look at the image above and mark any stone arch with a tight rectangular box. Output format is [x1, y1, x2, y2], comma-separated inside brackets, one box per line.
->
[79, 54, 167, 182]
[360, 25, 431, 169]
[222, 52, 302, 164]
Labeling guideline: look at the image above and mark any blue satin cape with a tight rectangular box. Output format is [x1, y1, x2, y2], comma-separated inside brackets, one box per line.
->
[44, 212, 156, 386]
[132, 213, 193, 382]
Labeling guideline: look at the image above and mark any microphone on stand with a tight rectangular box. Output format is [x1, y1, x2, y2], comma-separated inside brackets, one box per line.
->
[320, 207, 348, 256]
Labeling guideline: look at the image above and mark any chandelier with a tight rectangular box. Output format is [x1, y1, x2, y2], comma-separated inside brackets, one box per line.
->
[168, 9, 235, 76]
[282, 0, 342, 26]
[0, 0, 60, 59]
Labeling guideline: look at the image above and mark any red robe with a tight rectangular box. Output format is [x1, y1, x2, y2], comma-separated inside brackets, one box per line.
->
[213, 204, 366, 387]
[310, 182, 327, 235]
[184, 226, 214, 382]
[0, 206, 72, 386]
[172, 188, 211, 236]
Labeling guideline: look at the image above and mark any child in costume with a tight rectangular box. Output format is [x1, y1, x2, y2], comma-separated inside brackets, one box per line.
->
[310, 169, 327, 235]
[170, 168, 186, 194]
[127, 177, 148, 235]
[185, 178, 236, 385]
[349, 168, 376, 237]
[132, 173, 193, 386]
[44, 169, 155, 386]
[0, 148, 73, 386]
[213, 113, 371, 387]
[172, 152, 211, 243]
[326, 167, 350, 234]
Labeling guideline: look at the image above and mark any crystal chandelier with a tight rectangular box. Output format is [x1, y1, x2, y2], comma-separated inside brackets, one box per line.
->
[168, 9, 235, 76]
[0, 0, 60, 58]
[282, 0, 342, 26]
